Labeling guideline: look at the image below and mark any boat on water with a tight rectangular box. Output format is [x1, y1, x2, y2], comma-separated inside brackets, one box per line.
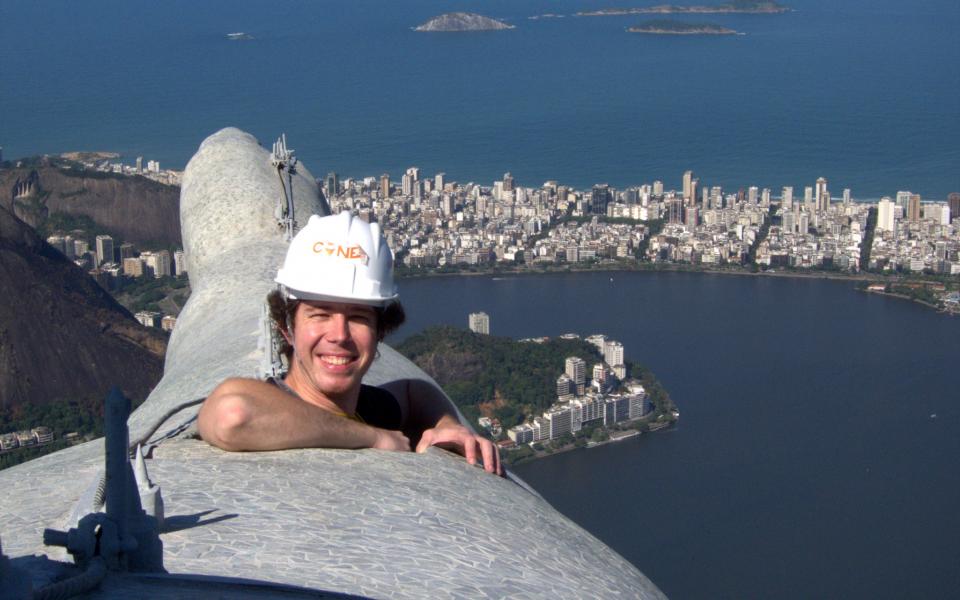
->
[226, 32, 254, 40]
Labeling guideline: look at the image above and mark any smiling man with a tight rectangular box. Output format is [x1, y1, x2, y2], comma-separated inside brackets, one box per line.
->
[198, 212, 501, 475]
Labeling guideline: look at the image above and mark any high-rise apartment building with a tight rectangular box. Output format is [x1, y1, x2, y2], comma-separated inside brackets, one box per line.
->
[948, 193, 960, 223]
[324, 172, 339, 198]
[556, 374, 574, 400]
[502, 172, 514, 192]
[682, 170, 693, 200]
[379, 174, 390, 199]
[877, 197, 896, 232]
[468, 312, 490, 335]
[603, 340, 624, 369]
[815, 177, 829, 212]
[590, 184, 610, 215]
[895, 191, 912, 211]
[908, 193, 921, 222]
[565, 357, 586, 395]
[95, 235, 114, 266]
[174, 250, 187, 276]
[401, 172, 414, 196]
[141, 250, 171, 278]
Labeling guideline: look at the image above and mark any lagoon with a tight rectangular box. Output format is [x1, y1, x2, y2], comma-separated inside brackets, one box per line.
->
[398, 271, 960, 599]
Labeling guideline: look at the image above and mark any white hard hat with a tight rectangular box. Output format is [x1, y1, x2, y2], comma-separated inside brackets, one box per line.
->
[275, 212, 398, 306]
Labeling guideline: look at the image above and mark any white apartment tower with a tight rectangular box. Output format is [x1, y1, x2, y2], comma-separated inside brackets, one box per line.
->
[603, 340, 624, 369]
[877, 198, 896, 232]
[95, 235, 114, 266]
[565, 357, 586, 395]
[468, 312, 490, 335]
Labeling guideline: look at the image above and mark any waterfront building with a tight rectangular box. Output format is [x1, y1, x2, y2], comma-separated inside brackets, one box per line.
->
[604, 395, 631, 426]
[782, 186, 793, 210]
[948, 193, 960, 223]
[545, 406, 573, 440]
[532, 417, 547, 442]
[502, 172, 514, 193]
[815, 177, 829, 212]
[896, 191, 913, 211]
[507, 423, 534, 445]
[908, 194, 922, 223]
[95, 234, 114, 266]
[682, 170, 693, 200]
[379, 174, 390, 199]
[468, 311, 490, 335]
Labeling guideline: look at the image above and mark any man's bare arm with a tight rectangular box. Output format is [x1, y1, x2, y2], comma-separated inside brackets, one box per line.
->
[198, 378, 410, 452]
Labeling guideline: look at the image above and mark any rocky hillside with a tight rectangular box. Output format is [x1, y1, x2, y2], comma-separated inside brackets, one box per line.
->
[0, 205, 166, 410]
[415, 12, 514, 32]
[0, 158, 181, 247]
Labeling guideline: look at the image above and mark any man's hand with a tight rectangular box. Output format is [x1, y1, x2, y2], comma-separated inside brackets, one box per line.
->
[416, 422, 503, 476]
[372, 428, 411, 452]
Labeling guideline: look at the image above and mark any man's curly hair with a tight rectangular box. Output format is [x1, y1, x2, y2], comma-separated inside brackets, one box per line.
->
[266, 289, 406, 361]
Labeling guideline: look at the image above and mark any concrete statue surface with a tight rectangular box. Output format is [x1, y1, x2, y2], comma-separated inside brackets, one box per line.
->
[0, 128, 666, 599]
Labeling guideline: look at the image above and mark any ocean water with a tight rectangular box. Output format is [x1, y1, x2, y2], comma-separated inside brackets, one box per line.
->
[2, 0, 959, 198]
[397, 272, 960, 599]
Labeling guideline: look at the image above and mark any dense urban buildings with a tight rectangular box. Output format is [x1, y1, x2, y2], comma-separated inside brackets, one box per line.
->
[505, 334, 652, 445]
[325, 167, 959, 280]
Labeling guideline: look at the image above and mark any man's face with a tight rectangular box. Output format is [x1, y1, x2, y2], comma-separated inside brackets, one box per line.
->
[287, 300, 379, 403]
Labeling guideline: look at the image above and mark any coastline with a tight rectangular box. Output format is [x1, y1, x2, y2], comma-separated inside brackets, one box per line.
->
[505, 421, 677, 466]
[397, 261, 893, 284]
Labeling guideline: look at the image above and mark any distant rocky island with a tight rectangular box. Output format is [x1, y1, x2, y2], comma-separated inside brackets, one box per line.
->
[628, 19, 740, 34]
[579, 1, 788, 16]
[415, 12, 514, 32]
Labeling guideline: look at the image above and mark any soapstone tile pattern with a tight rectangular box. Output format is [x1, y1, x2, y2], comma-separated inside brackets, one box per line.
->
[0, 129, 666, 598]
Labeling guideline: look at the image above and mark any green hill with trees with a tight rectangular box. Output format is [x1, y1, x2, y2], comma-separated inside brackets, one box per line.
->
[394, 326, 676, 435]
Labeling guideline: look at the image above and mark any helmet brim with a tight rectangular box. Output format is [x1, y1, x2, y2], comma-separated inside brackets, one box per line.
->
[282, 286, 399, 307]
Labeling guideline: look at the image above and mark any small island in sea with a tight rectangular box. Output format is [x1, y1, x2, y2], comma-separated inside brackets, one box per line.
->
[579, 1, 788, 17]
[415, 12, 514, 32]
[628, 19, 740, 35]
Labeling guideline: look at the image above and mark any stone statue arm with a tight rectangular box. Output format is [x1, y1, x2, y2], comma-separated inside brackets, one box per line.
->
[197, 377, 410, 452]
